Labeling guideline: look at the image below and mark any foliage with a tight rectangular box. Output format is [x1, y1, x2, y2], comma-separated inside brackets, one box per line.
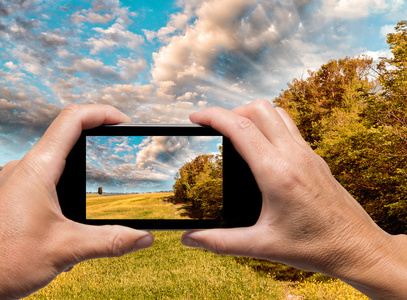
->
[275, 56, 375, 148]
[275, 21, 407, 234]
[173, 147, 223, 219]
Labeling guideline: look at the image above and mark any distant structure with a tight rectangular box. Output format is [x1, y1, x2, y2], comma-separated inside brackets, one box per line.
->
[98, 187, 103, 195]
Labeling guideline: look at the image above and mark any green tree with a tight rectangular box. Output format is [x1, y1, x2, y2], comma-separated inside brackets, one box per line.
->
[365, 21, 407, 232]
[275, 56, 375, 148]
[275, 26, 407, 234]
[173, 147, 223, 219]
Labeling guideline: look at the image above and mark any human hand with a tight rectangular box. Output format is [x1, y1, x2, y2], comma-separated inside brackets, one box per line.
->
[181, 100, 407, 299]
[0, 105, 154, 299]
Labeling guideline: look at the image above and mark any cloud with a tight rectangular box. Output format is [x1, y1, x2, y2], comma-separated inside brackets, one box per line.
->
[147, 0, 321, 108]
[117, 57, 147, 81]
[135, 136, 189, 168]
[319, 0, 391, 19]
[380, 24, 397, 37]
[85, 135, 221, 191]
[72, 57, 120, 80]
[39, 32, 68, 48]
[88, 23, 144, 54]
[1, 0, 404, 166]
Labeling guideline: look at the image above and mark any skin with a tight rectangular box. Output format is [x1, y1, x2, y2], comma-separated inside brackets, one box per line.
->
[181, 100, 407, 299]
[0, 104, 154, 299]
[1, 102, 406, 299]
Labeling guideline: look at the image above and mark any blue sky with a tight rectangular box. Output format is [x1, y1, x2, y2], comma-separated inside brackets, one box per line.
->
[0, 0, 406, 166]
[86, 135, 222, 193]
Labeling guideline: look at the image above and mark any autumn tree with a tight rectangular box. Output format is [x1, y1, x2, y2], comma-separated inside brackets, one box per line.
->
[173, 147, 223, 219]
[275, 56, 375, 148]
[275, 24, 407, 234]
[364, 21, 407, 232]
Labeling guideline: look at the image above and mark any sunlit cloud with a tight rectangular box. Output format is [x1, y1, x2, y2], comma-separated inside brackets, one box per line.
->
[86, 135, 222, 193]
[0, 0, 406, 165]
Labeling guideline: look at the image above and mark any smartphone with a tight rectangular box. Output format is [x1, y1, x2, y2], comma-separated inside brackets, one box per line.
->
[57, 124, 262, 230]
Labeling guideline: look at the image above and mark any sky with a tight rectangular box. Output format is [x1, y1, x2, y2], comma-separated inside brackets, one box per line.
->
[86, 135, 222, 193]
[0, 0, 406, 165]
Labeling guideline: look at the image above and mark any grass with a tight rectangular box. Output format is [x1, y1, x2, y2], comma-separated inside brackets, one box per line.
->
[24, 231, 368, 299]
[25, 194, 369, 299]
[86, 192, 191, 220]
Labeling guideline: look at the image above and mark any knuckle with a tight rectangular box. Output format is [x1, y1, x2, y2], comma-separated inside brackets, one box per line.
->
[236, 116, 254, 130]
[209, 232, 229, 255]
[62, 103, 81, 114]
[2, 160, 19, 172]
[108, 231, 128, 257]
[253, 99, 272, 109]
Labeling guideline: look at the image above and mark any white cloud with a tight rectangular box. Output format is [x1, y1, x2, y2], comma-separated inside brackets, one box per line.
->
[360, 49, 393, 61]
[2, 0, 405, 166]
[87, 12, 115, 23]
[177, 91, 198, 101]
[88, 23, 144, 54]
[117, 57, 147, 81]
[4, 61, 17, 70]
[380, 24, 397, 38]
[320, 0, 390, 19]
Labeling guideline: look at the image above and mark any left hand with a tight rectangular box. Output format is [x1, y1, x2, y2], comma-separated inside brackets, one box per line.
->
[0, 104, 154, 299]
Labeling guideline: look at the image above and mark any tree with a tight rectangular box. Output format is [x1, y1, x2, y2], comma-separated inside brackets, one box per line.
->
[173, 147, 223, 219]
[275, 56, 375, 148]
[275, 30, 407, 234]
[364, 21, 407, 232]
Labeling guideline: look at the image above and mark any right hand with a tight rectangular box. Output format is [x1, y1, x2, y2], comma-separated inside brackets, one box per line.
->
[181, 100, 407, 299]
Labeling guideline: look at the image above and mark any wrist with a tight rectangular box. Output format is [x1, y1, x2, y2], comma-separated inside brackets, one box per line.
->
[333, 229, 407, 299]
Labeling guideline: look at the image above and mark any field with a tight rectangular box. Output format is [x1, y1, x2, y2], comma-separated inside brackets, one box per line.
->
[25, 192, 368, 299]
[86, 192, 192, 219]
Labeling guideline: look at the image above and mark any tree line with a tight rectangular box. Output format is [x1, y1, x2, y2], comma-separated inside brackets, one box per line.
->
[275, 21, 407, 234]
[172, 147, 223, 219]
[173, 22, 406, 233]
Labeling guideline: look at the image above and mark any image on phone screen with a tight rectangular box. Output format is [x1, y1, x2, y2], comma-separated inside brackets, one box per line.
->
[86, 135, 223, 220]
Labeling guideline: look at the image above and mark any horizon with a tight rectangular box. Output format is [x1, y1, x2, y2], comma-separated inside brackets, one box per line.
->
[86, 135, 222, 193]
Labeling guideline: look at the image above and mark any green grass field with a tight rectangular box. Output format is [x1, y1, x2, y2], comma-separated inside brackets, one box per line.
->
[25, 231, 368, 299]
[25, 192, 368, 299]
[86, 192, 192, 219]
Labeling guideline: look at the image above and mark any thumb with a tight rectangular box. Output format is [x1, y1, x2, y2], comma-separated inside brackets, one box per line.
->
[181, 227, 260, 257]
[55, 222, 154, 269]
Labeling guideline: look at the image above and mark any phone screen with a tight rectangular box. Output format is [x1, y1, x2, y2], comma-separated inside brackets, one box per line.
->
[86, 135, 223, 221]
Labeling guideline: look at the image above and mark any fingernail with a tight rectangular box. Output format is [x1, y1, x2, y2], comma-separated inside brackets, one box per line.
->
[181, 236, 200, 248]
[134, 234, 154, 250]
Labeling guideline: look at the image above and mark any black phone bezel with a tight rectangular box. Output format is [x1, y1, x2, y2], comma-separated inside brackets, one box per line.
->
[57, 124, 261, 230]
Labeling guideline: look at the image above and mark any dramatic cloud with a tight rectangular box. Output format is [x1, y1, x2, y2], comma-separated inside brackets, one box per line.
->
[0, 0, 405, 164]
[86, 135, 222, 193]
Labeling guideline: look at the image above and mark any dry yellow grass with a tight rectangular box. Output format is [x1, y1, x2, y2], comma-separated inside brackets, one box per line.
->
[86, 192, 191, 219]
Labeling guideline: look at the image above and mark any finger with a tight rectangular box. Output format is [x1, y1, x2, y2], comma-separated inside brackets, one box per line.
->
[274, 107, 333, 173]
[0, 160, 20, 187]
[24, 104, 132, 184]
[274, 107, 310, 149]
[181, 227, 262, 257]
[232, 100, 296, 148]
[54, 222, 154, 270]
[189, 106, 275, 177]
